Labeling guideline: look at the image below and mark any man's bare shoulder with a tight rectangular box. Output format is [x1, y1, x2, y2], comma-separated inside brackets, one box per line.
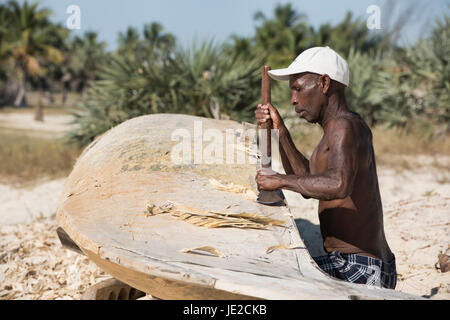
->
[327, 112, 370, 137]
[324, 112, 372, 150]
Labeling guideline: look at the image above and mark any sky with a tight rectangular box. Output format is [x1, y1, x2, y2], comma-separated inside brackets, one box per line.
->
[11, 0, 450, 51]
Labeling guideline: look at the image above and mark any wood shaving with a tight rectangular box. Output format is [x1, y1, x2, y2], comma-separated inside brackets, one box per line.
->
[208, 178, 257, 200]
[266, 244, 306, 254]
[145, 200, 174, 216]
[180, 246, 225, 258]
[235, 144, 260, 159]
[146, 202, 286, 230]
[0, 218, 109, 300]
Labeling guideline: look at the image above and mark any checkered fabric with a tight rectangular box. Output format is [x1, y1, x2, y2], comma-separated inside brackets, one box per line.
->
[313, 251, 397, 289]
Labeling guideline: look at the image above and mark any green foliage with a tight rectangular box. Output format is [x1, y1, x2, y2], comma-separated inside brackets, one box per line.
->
[63, 31, 108, 88]
[346, 49, 423, 129]
[401, 14, 450, 133]
[309, 12, 385, 57]
[0, 0, 68, 106]
[0, 1, 448, 143]
[117, 22, 175, 61]
[172, 41, 263, 120]
[251, 5, 384, 68]
[0, 1, 108, 107]
[68, 41, 263, 146]
[253, 3, 311, 68]
[345, 48, 384, 126]
[345, 12, 450, 134]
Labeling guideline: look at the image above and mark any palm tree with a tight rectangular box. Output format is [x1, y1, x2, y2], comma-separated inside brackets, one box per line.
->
[0, 4, 15, 106]
[253, 3, 311, 68]
[142, 22, 175, 54]
[0, 4, 13, 62]
[68, 39, 263, 146]
[77, 32, 107, 84]
[307, 12, 385, 57]
[171, 40, 263, 119]
[224, 35, 253, 58]
[7, 0, 63, 107]
[38, 22, 69, 104]
[0, 4, 13, 76]
[400, 13, 450, 133]
[116, 23, 175, 62]
[117, 26, 140, 57]
[65, 31, 107, 95]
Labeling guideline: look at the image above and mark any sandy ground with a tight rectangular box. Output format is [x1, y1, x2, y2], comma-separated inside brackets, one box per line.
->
[0, 163, 448, 299]
[0, 112, 76, 136]
[0, 179, 66, 225]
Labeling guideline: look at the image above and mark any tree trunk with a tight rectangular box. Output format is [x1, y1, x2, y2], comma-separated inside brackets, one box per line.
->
[62, 81, 70, 105]
[34, 99, 44, 122]
[13, 77, 26, 107]
[209, 97, 220, 120]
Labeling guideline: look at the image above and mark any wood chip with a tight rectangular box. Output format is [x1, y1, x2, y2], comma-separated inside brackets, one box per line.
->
[208, 178, 257, 200]
[180, 246, 224, 258]
[0, 218, 108, 300]
[437, 253, 449, 273]
[173, 205, 286, 230]
[0, 246, 20, 261]
[145, 201, 286, 230]
[266, 244, 306, 254]
[145, 200, 174, 216]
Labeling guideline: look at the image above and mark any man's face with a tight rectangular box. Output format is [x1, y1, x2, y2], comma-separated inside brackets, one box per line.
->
[289, 73, 325, 123]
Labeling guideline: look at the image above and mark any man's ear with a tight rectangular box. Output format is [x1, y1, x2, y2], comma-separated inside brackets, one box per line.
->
[319, 74, 331, 95]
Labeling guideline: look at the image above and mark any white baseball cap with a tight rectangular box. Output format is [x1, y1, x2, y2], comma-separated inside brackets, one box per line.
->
[268, 46, 350, 86]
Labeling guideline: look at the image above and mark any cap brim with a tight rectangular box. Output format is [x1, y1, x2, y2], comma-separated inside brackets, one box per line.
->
[269, 67, 350, 86]
[267, 68, 296, 81]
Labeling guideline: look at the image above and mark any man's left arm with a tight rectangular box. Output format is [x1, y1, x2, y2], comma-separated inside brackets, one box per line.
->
[257, 118, 359, 201]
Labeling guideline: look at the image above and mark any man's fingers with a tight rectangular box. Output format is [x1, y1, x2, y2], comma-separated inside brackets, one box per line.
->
[256, 104, 279, 128]
[255, 108, 271, 122]
[255, 173, 261, 190]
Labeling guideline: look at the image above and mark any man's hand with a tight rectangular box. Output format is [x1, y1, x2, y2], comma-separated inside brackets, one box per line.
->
[255, 103, 286, 131]
[255, 170, 285, 191]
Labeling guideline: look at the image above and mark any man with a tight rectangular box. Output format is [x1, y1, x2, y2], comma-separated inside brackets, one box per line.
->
[255, 46, 397, 289]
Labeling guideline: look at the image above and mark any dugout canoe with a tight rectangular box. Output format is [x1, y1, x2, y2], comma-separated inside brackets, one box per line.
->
[56, 114, 420, 300]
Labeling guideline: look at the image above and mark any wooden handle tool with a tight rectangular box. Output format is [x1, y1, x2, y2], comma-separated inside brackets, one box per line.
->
[257, 65, 285, 206]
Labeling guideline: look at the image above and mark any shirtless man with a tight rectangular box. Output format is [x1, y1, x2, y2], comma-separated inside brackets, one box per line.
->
[255, 47, 397, 289]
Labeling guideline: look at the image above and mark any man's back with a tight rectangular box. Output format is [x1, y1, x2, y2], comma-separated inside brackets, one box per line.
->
[309, 111, 393, 263]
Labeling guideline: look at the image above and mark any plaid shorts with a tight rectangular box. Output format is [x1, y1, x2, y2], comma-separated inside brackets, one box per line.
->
[313, 251, 397, 289]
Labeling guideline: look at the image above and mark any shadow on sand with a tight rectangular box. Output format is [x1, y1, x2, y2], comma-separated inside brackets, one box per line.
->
[294, 218, 326, 258]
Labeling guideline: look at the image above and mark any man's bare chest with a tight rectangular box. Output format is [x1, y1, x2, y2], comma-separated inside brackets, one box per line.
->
[310, 135, 329, 175]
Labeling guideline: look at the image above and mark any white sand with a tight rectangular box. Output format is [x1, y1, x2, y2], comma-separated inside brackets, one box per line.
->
[0, 112, 75, 133]
[0, 178, 66, 225]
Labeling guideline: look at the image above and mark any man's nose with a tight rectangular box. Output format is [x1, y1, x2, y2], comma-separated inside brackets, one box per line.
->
[291, 95, 298, 105]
